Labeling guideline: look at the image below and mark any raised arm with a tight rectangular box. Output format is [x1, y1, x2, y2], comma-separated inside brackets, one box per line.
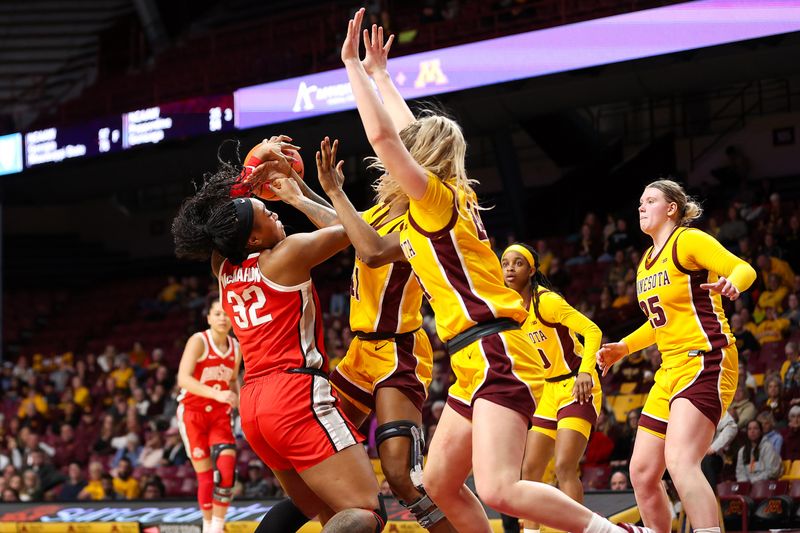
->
[342, 9, 429, 200]
[362, 24, 415, 132]
[261, 225, 351, 287]
[316, 136, 405, 267]
[270, 177, 341, 229]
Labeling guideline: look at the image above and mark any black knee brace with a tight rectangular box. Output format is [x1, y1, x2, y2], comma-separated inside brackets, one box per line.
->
[374, 420, 425, 488]
[210, 442, 237, 504]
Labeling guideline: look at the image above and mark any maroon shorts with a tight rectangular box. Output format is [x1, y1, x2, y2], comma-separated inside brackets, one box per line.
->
[240, 370, 364, 472]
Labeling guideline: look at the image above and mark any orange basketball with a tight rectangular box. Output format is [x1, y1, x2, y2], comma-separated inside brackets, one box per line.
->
[242, 144, 304, 201]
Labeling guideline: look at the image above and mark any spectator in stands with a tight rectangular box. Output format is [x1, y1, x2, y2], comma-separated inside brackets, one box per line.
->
[242, 460, 274, 499]
[132, 387, 150, 417]
[129, 341, 149, 368]
[53, 423, 88, 468]
[756, 253, 795, 290]
[729, 385, 757, 429]
[565, 224, 600, 266]
[112, 457, 139, 499]
[738, 236, 755, 265]
[781, 405, 800, 461]
[12, 356, 34, 382]
[757, 411, 783, 455]
[761, 233, 785, 261]
[97, 345, 116, 374]
[609, 471, 630, 491]
[736, 419, 782, 482]
[785, 214, 800, 267]
[19, 469, 42, 502]
[614, 349, 649, 390]
[782, 293, 800, 329]
[112, 434, 142, 468]
[110, 356, 134, 390]
[138, 432, 165, 469]
[160, 427, 187, 466]
[611, 280, 632, 308]
[718, 206, 749, 250]
[606, 218, 633, 256]
[93, 414, 119, 456]
[58, 462, 87, 501]
[28, 449, 64, 494]
[731, 314, 760, 361]
[17, 384, 48, 422]
[3, 487, 19, 502]
[535, 240, 553, 275]
[753, 306, 789, 344]
[701, 412, 737, 491]
[758, 274, 789, 315]
[547, 257, 570, 292]
[783, 342, 800, 391]
[78, 461, 105, 500]
[142, 478, 166, 500]
[100, 473, 118, 501]
[758, 376, 787, 425]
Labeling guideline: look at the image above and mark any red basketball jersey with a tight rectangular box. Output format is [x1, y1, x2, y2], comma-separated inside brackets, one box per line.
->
[178, 329, 238, 412]
[219, 253, 327, 381]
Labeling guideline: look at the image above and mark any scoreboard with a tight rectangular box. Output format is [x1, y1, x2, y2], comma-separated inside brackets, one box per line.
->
[13, 93, 234, 172]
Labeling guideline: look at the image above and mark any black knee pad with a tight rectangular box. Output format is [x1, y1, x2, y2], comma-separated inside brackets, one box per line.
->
[374, 420, 425, 488]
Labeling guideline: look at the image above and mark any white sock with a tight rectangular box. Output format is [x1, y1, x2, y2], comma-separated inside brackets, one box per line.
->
[202, 519, 212, 533]
[524, 529, 541, 533]
[210, 516, 226, 532]
[584, 513, 618, 533]
[693, 528, 720, 533]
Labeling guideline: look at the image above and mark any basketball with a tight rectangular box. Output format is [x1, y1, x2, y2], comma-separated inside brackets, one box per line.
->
[242, 144, 304, 201]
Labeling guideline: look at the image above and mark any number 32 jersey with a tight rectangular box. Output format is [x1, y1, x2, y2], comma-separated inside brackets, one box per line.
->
[219, 252, 327, 381]
[634, 227, 740, 369]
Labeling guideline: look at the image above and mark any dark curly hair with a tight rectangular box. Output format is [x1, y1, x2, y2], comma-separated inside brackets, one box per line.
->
[172, 141, 253, 265]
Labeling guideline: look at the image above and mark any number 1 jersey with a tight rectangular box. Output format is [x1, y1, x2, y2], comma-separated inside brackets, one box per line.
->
[219, 253, 327, 381]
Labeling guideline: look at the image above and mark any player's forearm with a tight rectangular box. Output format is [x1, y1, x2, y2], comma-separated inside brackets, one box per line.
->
[177, 375, 219, 401]
[289, 195, 340, 229]
[373, 70, 416, 132]
[297, 177, 334, 210]
[327, 189, 391, 265]
[345, 59, 396, 148]
[621, 321, 657, 354]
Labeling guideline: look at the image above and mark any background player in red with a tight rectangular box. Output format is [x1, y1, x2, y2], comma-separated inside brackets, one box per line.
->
[172, 138, 386, 533]
[177, 296, 242, 533]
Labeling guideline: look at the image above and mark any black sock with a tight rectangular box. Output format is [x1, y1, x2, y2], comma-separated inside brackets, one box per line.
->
[254, 498, 311, 533]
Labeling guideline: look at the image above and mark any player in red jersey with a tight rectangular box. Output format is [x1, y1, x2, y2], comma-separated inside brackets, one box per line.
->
[172, 137, 385, 533]
[177, 296, 242, 533]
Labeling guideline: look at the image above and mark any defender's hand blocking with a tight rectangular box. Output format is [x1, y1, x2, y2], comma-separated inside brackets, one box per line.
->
[316, 137, 346, 195]
[700, 275, 740, 300]
[596, 342, 629, 377]
[342, 8, 366, 63]
[362, 24, 394, 76]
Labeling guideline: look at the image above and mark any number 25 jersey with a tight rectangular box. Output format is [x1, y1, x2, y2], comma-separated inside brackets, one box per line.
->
[635, 227, 746, 368]
[219, 253, 327, 381]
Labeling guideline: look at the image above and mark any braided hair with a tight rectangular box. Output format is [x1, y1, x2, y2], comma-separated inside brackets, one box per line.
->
[172, 142, 253, 265]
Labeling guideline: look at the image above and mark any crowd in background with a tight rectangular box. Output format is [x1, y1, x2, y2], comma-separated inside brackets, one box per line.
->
[1, 171, 799, 503]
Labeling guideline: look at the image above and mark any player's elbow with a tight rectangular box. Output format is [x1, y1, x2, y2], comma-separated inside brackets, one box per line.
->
[176, 374, 188, 389]
[362, 251, 392, 268]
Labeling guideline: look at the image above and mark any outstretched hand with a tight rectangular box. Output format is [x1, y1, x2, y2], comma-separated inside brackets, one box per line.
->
[316, 137, 345, 195]
[596, 342, 629, 377]
[362, 24, 394, 76]
[700, 276, 740, 300]
[342, 8, 366, 63]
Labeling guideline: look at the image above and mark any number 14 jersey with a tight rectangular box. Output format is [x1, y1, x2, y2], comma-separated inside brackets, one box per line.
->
[219, 253, 327, 381]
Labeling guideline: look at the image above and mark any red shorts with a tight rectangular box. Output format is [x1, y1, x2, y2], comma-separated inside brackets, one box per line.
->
[240, 370, 363, 472]
[176, 404, 235, 461]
